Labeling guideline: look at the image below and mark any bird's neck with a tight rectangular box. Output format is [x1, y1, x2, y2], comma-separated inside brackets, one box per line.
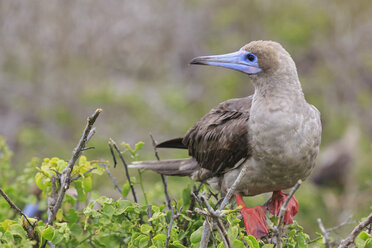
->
[251, 75, 304, 103]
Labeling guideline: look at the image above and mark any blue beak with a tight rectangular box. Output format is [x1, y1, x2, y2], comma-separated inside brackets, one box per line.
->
[190, 49, 262, 75]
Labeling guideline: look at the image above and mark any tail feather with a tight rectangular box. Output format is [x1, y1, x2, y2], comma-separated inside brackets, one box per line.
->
[129, 158, 197, 176]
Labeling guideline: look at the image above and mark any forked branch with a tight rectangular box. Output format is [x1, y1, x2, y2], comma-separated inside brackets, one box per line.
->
[47, 108, 102, 225]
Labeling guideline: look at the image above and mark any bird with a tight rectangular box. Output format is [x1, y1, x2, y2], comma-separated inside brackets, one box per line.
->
[129, 40, 322, 238]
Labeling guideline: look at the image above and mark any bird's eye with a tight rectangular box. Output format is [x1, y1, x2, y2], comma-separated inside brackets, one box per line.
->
[246, 53, 256, 62]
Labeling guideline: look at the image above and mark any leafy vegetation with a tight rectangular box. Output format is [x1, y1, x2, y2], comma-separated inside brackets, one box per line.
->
[1, 136, 371, 247]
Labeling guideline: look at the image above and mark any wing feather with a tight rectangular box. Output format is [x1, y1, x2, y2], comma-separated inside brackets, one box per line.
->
[183, 96, 253, 174]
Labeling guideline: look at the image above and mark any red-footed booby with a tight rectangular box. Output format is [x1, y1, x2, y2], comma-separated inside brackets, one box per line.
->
[130, 40, 322, 238]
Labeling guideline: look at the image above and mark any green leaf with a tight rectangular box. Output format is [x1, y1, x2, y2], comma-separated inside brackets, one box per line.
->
[140, 224, 152, 234]
[42, 226, 55, 241]
[262, 245, 274, 248]
[190, 226, 202, 244]
[135, 142, 144, 152]
[295, 232, 308, 248]
[122, 181, 130, 198]
[83, 176, 92, 192]
[2, 231, 14, 243]
[64, 209, 79, 223]
[182, 187, 191, 208]
[228, 225, 239, 240]
[56, 209, 63, 222]
[170, 240, 186, 248]
[365, 239, 372, 248]
[153, 234, 166, 247]
[69, 224, 83, 237]
[51, 231, 64, 244]
[232, 239, 245, 248]
[148, 211, 166, 222]
[9, 224, 26, 239]
[102, 204, 115, 218]
[64, 194, 76, 206]
[356, 231, 372, 248]
[35, 173, 44, 191]
[130, 176, 137, 184]
[74, 180, 86, 202]
[116, 200, 133, 214]
[247, 235, 259, 248]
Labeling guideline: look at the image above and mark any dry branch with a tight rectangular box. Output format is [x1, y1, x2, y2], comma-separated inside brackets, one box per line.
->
[147, 205, 153, 245]
[199, 160, 248, 248]
[0, 188, 37, 242]
[338, 212, 372, 248]
[318, 218, 331, 248]
[47, 108, 102, 226]
[275, 180, 302, 248]
[101, 162, 122, 195]
[109, 138, 139, 204]
[150, 134, 171, 209]
[165, 206, 176, 248]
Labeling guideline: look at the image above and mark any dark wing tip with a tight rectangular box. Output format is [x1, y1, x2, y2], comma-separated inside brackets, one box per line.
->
[156, 137, 187, 149]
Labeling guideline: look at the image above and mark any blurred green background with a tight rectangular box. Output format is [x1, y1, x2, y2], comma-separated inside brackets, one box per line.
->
[0, 0, 371, 238]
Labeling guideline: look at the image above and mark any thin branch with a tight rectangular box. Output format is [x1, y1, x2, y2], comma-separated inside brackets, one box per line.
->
[200, 216, 212, 248]
[165, 206, 176, 248]
[277, 180, 302, 228]
[317, 218, 331, 248]
[101, 162, 122, 195]
[326, 215, 353, 233]
[276, 180, 302, 248]
[108, 143, 117, 168]
[47, 109, 102, 226]
[199, 160, 248, 248]
[81, 146, 95, 151]
[150, 134, 171, 209]
[147, 205, 153, 245]
[109, 139, 139, 204]
[0, 188, 37, 241]
[338, 212, 372, 248]
[0, 188, 25, 216]
[200, 194, 231, 248]
[72, 167, 97, 181]
[219, 159, 248, 211]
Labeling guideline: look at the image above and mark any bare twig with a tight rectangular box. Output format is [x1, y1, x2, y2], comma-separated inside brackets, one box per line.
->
[276, 180, 302, 248]
[108, 143, 117, 168]
[82, 146, 95, 151]
[150, 134, 171, 209]
[147, 205, 153, 245]
[72, 167, 97, 181]
[0, 188, 25, 216]
[165, 206, 176, 248]
[47, 109, 102, 226]
[200, 217, 212, 248]
[101, 162, 122, 194]
[109, 139, 139, 204]
[200, 160, 248, 248]
[0, 188, 37, 241]
[200, 194, 231, 248]
[318, 218, 331, 248]
[219, 159, 248, 211]
[338, 212, 372, 248]
[277, 180, 302, 228]
[326, 215, 353, 233]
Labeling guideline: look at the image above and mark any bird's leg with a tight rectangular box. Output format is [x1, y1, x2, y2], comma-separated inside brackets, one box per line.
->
[235, 193, 268, 238]
[266, 190, 299, 224]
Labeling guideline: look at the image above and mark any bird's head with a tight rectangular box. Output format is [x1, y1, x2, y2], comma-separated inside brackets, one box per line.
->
[190, 40, 297, 79]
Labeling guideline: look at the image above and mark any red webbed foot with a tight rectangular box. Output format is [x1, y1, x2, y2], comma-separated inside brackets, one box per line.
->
[235, 194, 268, 238]
[266, 190, 299, 224]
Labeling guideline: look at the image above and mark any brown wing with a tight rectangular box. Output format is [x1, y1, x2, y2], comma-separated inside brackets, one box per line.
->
[183, 96, 253, 175]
